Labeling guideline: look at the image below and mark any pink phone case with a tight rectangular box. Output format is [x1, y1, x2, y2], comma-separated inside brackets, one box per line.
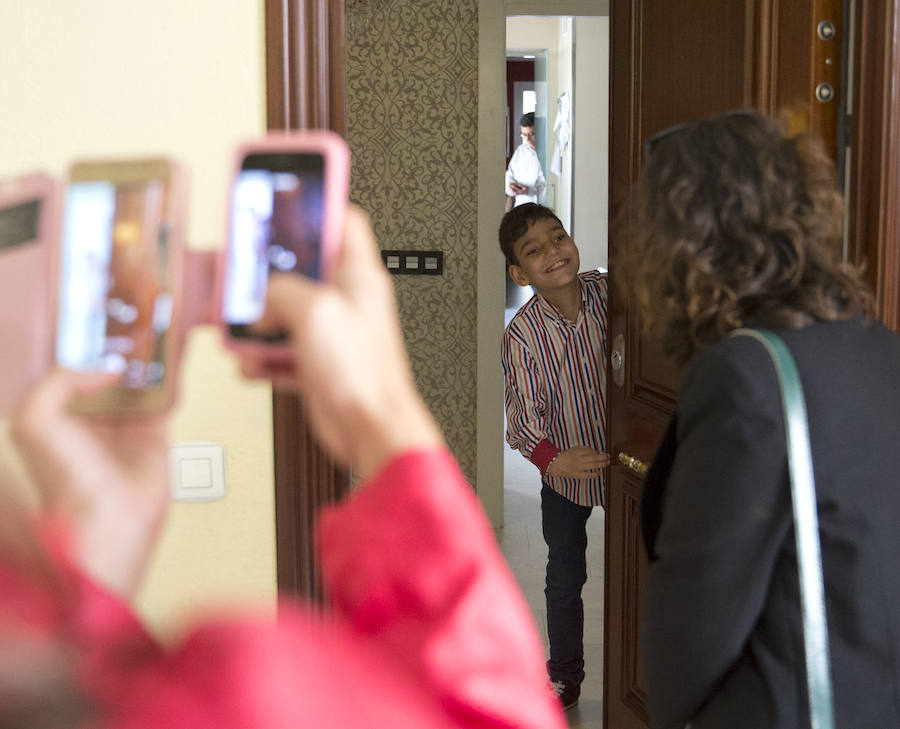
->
[0, 172, 60, 417]
[218, 130, 350, 358]
[59, 157, 188, 415]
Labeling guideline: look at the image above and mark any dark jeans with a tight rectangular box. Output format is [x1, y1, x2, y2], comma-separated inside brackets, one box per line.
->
[541, 483, 593, 686]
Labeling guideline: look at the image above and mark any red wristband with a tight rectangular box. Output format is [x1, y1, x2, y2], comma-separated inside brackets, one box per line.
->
[530, 439, 561, 477]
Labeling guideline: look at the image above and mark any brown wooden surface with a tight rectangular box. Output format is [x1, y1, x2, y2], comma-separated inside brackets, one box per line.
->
[605, 1, 844, 727]
[847, 0, 900, 332]
[765, 0, 844, 159]
[265, 0, 349, 602]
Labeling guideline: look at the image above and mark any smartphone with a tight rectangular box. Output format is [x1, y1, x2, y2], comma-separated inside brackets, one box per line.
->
[220, 131, 349, 352]
[0, 172, 59, 417]
[55, 158, 187, 414]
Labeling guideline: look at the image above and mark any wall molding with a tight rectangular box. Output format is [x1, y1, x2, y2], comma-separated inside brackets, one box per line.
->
[265, 0, 349, 602]
[505, 0, 609, 15]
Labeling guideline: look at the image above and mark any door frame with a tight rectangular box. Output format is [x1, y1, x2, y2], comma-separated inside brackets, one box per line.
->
[847, 0, 900, 329]
[265, 0, 348, 602]
[478, 0, 611, 531]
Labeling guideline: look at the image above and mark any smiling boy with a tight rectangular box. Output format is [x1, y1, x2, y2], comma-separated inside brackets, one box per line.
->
[499, 203, 609, 711]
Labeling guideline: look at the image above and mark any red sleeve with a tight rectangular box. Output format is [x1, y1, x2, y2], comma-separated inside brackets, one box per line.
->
[0, 519, 162, 711]
[529, 438, 561, 476]
[316, 448, 566, 729]
[2, 451, 566, 729]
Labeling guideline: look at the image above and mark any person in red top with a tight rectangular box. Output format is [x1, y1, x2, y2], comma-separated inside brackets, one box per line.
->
[0, 207, 567, 729]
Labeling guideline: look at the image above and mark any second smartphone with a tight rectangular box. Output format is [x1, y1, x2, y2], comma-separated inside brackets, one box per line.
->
[220, 131, 350, 351]
[56, 158, 187, 414]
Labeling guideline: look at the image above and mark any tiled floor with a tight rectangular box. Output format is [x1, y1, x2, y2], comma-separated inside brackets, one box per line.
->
[495, 434, 605, 728]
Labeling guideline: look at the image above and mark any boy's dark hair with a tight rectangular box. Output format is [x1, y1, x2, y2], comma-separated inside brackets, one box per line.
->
[498, 203, 564, 267]
[519, 111, 535, 128]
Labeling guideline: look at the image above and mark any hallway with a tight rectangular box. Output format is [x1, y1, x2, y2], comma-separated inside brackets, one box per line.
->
[495, 435, 605, 728]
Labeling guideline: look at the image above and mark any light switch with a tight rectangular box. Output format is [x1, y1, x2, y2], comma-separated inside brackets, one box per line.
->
[180, 457, 213, 489]
[169, 441, 226, 502]
[381, 250, 444, 275]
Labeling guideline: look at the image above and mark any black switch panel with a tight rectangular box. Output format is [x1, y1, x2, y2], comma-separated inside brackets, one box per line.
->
[381, 250, 444, 275]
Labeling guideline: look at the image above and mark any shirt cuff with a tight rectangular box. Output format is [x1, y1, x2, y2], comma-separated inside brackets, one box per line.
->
[529, 439, 561, 477]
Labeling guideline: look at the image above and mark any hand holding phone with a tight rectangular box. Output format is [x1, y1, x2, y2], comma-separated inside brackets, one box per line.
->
[220, 131, 350, 352]
[235, 207, 444, 477]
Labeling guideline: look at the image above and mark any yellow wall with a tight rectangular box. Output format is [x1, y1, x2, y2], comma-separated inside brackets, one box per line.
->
[0, 0, 277, 633]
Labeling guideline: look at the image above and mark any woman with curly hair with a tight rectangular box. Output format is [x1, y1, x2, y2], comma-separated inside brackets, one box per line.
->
[632, 110, 900, 729]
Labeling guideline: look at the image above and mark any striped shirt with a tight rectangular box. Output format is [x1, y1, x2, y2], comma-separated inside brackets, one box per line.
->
[502, 270, 608, 506]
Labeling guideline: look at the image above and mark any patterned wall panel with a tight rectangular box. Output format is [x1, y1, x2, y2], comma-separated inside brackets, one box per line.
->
[346, 0, 480, 484]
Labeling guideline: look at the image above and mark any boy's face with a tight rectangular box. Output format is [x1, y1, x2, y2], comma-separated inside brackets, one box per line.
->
[509, 217, 580, 294]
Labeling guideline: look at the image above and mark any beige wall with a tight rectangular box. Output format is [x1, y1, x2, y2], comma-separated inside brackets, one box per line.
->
[479, 1, 509, 526]
[573, 16, 610, 271]
[0, 0, 277, 633]
[555, 19, 575, 231]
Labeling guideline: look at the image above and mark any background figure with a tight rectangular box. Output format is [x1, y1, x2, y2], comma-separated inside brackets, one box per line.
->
[631, 110, 900, 729]
[505, 111, 546, 209]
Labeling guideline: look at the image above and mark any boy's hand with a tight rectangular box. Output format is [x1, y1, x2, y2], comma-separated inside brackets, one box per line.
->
[547, 446, 609, 480]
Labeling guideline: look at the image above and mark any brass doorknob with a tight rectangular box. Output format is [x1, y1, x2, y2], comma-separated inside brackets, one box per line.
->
[618, 451, 649, 476]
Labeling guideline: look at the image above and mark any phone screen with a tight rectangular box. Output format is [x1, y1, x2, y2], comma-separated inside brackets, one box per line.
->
[56, 174, 174, 394]
[223, 152, 325, 340]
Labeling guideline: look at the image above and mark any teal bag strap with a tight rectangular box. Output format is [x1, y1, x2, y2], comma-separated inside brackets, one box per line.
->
[731, 329, 835, 729]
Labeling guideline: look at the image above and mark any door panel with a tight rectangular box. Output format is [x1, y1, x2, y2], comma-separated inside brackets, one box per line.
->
[605, 2, 839, 728]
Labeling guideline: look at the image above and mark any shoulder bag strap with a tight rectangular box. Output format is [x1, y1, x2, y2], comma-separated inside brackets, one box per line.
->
[730, 328, 835, 729]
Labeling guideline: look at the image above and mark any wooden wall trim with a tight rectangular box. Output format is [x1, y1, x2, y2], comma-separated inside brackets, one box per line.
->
[848, 0, 900, 331]
[265, 0, 349, 601]
[266, 0, 346, 133]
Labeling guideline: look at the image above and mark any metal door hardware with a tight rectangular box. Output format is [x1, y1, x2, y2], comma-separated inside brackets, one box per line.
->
[817, 20, 836, 40]
[611, 333, 625, 387]
[816, 83, 835, 103]
[618, 451, 649, 476]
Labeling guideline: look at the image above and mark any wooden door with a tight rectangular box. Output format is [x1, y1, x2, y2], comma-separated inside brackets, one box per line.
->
[604, 2, 845, 727]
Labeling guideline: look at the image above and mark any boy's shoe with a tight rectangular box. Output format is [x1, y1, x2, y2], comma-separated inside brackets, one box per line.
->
[549, 679, 580, 711]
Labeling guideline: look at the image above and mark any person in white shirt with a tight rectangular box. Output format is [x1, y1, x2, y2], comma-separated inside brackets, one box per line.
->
[505, 112, 547, 208]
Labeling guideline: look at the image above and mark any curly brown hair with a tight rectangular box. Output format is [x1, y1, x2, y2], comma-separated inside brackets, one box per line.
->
[627, 109, 871, 363]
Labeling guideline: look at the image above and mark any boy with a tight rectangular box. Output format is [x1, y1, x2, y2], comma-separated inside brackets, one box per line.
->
[499, 203, 609, 711]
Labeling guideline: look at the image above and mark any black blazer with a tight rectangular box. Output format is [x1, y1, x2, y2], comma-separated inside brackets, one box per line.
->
[640, 317, 900, 729]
